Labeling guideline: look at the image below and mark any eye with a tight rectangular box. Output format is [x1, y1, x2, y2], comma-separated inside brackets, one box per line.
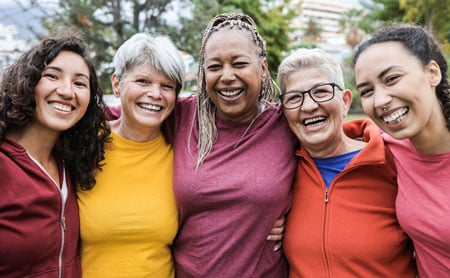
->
[385, 74, 400, 85]
[358, 87, 373, 98]
[161, 83, 175, 91]
[135, 79, 150, 85]
[233, 61, 249, 68]
[74, 80, 89, 88]
[43, 72, 58, 80]
[312, 88, 331, 98]
[206, 64, 221, 71]
[286, 93, 303, 104]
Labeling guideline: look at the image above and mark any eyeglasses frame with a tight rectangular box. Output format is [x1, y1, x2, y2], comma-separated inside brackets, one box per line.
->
[280, 82, 343, 110]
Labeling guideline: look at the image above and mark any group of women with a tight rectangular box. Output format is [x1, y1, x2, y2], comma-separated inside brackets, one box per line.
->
[0, 11, 448, 278]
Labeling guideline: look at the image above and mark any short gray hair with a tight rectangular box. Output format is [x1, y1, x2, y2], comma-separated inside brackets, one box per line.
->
[113, 33, 185, 94]
[278, 48, 344, 93]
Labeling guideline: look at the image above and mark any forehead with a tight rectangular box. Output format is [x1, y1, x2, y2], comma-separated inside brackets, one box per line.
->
[48, 51, 89, 72]
[286, 68, 327, 91]
[204, 29, 259, 58]
[126, 64, 174, 82]
[355, 41, 420, 73]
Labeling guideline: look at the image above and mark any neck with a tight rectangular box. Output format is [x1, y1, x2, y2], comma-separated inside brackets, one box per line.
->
[109, 119, 160, 142]
[307, 134, 366, 158]
[7, 126, 58, 162]
[217, 102, 263, 124]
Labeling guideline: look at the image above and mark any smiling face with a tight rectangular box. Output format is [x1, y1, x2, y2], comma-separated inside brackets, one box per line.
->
[112, 64, 176, 140]
[355, 41, 442, 141]
[203, 29, 267, 123]
[283, 68, 352, 154]
[33, 50, 91, 135]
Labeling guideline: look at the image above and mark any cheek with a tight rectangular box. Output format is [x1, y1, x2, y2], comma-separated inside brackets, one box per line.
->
[359, 98, 375, 117]
[166, 94, 177, 112]
[204, 72, 218, 88]
[80, 93, 91, 112]
[284, 110, 300, 126]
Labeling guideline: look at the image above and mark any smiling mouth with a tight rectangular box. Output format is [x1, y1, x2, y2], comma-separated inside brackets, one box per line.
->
[382, 107, 408, 125]
[50, 102, 72, 112]
[139, 103, 162, 112]
[303, 116, 326, 127]
[217, 89, 244, 98]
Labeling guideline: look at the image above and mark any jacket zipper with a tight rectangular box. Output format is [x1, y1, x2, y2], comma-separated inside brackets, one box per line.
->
[58, 171, 68, 278]
[323, 188, 331, 277]
[26, 153, 66, 278]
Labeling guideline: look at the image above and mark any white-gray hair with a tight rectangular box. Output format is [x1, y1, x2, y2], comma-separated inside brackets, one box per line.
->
[277, 48, 344, 93]
[113, 33, 185, 93]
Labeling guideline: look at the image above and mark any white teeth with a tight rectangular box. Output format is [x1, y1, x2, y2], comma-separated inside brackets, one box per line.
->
[139, 103, 162, 111]
[51, 102, 71, 112]
[304, 116, 325, 125]
[219, 89, 242, 97]
[383, 107, 408, 124]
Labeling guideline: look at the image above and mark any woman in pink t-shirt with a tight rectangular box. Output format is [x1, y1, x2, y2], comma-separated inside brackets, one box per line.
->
[354, 24, 450, 276]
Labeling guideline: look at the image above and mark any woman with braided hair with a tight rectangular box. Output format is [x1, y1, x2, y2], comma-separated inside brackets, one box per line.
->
[167, 12, 297, 277]
[354, 24, 450, 276]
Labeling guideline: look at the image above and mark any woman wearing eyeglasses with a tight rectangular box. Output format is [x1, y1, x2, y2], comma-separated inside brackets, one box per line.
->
[277, 48, 416, 277]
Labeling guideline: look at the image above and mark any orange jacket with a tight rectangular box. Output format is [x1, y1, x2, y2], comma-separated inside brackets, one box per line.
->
[283, 119, 416, 277]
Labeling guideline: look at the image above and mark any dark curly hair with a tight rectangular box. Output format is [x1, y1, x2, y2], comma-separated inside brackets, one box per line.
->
[0, 29, 111, 190]
[354, 23, 450, 131]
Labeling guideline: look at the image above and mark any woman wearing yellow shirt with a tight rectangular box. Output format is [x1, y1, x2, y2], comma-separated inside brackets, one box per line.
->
[77, 33, 185, 277]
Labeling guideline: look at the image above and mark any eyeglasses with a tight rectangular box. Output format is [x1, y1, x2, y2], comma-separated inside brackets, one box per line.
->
[280, 82, 342, 110]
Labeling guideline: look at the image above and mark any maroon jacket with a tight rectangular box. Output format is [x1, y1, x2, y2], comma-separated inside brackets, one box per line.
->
[0, 138, 81, 277]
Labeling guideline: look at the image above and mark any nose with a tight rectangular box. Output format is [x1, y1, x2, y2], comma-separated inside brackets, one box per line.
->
[301, 92, 318, 111]
[56, 80, 75, 99]
[221, 65, 236, 83]
[145, 84, 162, 98]
[373, 87, 392, 110]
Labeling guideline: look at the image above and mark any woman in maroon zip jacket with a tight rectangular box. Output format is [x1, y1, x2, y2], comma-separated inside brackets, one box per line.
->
[0, 29, 110, 277]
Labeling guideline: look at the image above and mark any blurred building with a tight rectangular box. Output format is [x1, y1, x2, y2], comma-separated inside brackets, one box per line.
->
[289, 0, 362, 63]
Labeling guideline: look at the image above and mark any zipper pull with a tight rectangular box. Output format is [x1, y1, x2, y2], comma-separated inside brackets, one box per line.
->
[324, 189, 329, 203]
[61, 217, 66, 230]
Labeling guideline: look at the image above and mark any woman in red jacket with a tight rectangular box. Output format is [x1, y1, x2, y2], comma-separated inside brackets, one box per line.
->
[0, 30, 110, 277]
[278, 48, 416, 277]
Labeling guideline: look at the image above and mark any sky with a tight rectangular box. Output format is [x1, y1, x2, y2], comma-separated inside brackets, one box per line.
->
[0, 0, 44, 39]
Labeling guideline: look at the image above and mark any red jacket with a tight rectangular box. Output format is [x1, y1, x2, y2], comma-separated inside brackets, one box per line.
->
[0, 138, 81, 277]
[283, 119, 416, 277]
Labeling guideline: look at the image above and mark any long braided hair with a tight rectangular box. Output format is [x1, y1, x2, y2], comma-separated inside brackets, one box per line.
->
[192, 12, 276, 168]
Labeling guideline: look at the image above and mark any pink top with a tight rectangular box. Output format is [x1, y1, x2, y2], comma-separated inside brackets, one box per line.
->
[384, 133, 450, 277]
[168, 97, 297, 277]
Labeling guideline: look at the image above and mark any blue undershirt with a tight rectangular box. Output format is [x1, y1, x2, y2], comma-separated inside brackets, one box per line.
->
[313, 149, 361, 188]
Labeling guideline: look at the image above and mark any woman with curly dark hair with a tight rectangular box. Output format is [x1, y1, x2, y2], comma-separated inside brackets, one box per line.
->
[354, 24, 450, 277]
[0, 29, 110, 277]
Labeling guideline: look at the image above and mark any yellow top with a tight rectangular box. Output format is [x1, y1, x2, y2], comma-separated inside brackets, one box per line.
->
[78, 132, 178, 278]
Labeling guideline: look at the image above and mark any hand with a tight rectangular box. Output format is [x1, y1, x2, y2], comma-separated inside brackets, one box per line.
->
[267, 215, 286, 252]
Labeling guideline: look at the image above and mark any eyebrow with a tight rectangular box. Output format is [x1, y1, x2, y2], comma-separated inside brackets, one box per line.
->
[45, 66, 90, 80]
[356, 65, 398, 89]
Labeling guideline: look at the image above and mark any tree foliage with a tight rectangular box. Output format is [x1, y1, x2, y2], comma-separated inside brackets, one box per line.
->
[21, 0, 184, 92]
[20, 0, 293, 89]
[359, 0, 449, 43]
[218, 0, 294, 77]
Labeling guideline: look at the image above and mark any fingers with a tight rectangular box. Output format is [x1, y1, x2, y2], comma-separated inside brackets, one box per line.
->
[273, 215, 286, 227]
[267, 234, 283, 242]
[273, 242, 282, 252]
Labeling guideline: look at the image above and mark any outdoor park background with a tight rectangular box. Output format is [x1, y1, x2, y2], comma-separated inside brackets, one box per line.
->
[0, 0, 449, 116]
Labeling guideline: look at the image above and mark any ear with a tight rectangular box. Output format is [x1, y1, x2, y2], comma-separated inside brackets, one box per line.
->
[342, 89, 353, 118]
[260, 57, 269, 80]
[427, 60, 442, 87]
[111, 74, 120, 98]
